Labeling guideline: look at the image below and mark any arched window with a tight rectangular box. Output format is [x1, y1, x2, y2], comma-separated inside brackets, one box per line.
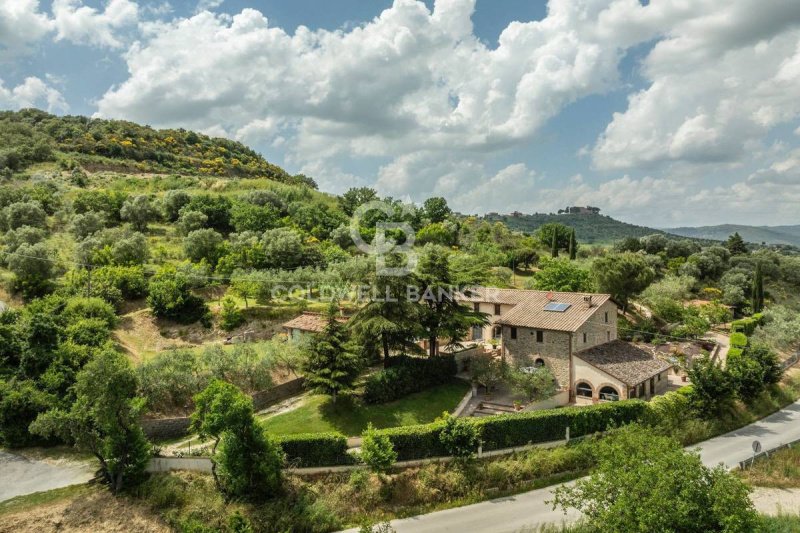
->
[599, 385, 620, 402]
[534, 358, 545, 368]
[576, 382, 593, 398]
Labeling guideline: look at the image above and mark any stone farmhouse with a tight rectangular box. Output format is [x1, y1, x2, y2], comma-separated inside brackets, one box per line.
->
[458, 287, 671, 404]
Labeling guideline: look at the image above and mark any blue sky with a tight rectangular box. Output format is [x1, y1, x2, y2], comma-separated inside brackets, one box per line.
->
[2, 1, 800, 227]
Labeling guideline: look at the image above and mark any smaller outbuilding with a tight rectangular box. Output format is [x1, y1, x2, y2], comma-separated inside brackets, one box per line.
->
[282, 311, 348, 341]
[572, 340, 672, 403]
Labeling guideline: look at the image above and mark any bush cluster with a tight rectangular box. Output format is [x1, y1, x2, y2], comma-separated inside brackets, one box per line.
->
[730, 332, 748, 349]
[731, 313, 764, 335]
[277, 432, 354, 467]
[363, 355, 457, 404]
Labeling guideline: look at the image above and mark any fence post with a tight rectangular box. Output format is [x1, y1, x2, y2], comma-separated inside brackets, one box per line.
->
[478, 443, 483, 459]
[565, 426, 570, 443]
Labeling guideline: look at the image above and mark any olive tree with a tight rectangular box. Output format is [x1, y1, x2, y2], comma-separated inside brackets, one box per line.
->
[30, 349, 151, 494]
[120, 195, 158, 232]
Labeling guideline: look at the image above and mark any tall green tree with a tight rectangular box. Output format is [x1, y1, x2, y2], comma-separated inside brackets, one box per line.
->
[726, 232, 748, 256]
[550, 231, 559, 258]
[592, 253, 656, 312]
[551, 425, 758, 532]
[422, 197, 452, 223]
[687, 355, 736, 416]
[302, 302, 362, 403]
[528, 258, 593, 292]
[568, 228, 577, 260]
[191, 380, 283, 500]
[414, 244, 487, 357]
[751, 262, 764, 313]
[349, 261, 419, 367]
[30, 349, 151, 493]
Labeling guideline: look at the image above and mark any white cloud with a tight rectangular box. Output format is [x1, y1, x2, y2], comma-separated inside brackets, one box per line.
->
[96, 0, 658, 183]
[0, 77, 68, 112]
[0, 0, 53, 59]
[52, 0, 139, 48]
[749, 147, 800, 184]
[196, 0, 224, 13]
[592, 1, 800, 171]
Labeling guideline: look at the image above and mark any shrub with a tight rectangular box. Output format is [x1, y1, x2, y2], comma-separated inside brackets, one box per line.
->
[219, 296, 245, 332]
[730, 332, 748, 348]
[362, 355, 457, 404]
[148, 265, 210, 325]
[360, 423, 397, 473]
[473, 400, 648, 451]
[277, 432, 354, 467]
[62, 296, 117, 329]
[438, 412, 479, 459]
[375, 422, 447, 461]
[731, 318, 758, 335]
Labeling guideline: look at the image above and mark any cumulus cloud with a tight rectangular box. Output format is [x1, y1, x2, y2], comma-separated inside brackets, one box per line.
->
[592, 0, 800, 171]
[749, 147, 800, 184]
[95, 0, 655, 182]
[0, 77, 68, 112]
[52, 0, 139, 48]
[0, 0, 53, 59]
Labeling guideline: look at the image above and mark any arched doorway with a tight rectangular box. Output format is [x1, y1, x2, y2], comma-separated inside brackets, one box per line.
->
[599, 385, 620, 402]
[534, 358, 545, 368]
[575, 381, 593, 399]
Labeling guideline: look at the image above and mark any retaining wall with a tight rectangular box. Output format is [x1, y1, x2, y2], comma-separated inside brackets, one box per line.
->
[142, 377, 305, 441]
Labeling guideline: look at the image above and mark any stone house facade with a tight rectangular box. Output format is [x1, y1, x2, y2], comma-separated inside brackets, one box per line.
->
[459, 287, 671, 404]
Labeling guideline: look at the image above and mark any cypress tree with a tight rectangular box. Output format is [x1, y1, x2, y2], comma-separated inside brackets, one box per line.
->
[751, 263, 764, 313]
[568, 228, 577, 260]
[551, 231, 559, 258]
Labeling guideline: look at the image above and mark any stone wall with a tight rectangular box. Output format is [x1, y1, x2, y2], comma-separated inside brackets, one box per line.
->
[574, 300, 618, 352]
[141, 417, 193, 441]
[252, 377, 306, 410]
[142, 376, 306, 441]
[502, 326, 571, 387]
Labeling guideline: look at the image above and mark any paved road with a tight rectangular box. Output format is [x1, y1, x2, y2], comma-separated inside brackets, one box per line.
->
[696, 399, 800, 469]
[0, 451, 95, 502]
[344, 399, 800, 533]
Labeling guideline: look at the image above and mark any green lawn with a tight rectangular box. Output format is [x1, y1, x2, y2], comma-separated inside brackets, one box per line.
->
[260, 379, 470, 436]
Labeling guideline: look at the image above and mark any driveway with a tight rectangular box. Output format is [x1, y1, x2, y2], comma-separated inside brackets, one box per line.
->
[0, 451, 95, 502]
[343, 399, 800, 533]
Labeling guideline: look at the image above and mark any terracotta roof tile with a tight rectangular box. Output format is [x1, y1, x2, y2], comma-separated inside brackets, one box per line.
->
[574, 340, 673, 386]
[459, 286, 612, 332]
[282, 312, 347, 333]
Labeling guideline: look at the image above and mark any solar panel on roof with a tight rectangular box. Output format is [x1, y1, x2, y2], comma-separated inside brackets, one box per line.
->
[543, 302, 571, 312]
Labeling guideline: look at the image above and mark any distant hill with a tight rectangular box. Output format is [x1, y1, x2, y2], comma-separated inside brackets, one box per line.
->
[482, 212, 679, 244]
[0, 108, 314, 186]
[664, 224, 800, 247]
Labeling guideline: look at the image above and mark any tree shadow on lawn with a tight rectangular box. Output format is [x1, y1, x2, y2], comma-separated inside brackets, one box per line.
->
[316, 380, 470, 436]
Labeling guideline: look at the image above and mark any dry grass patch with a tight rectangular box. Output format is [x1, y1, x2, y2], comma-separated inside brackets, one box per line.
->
[0, 485, 168, 533]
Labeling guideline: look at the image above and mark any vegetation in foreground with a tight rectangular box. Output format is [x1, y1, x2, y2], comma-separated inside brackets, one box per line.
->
[739, 445, 800, 489]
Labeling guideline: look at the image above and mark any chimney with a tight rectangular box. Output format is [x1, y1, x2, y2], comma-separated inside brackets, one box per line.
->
[584, 295, 593, 308]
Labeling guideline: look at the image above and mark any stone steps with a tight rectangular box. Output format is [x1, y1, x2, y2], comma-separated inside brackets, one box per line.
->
[471, 401, 517, 417]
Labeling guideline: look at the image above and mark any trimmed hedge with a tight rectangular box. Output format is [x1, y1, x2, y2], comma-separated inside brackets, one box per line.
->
[363, 355, 458, 404]
[374, 399, 648, 460]
[727, 347, 745, 359]
[375, 422, 448, 461]
[277, 432, 355, 467]
[472, 400, 648, 451]
[730, 332, 748, 349]
[731, 314, 764, 335]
